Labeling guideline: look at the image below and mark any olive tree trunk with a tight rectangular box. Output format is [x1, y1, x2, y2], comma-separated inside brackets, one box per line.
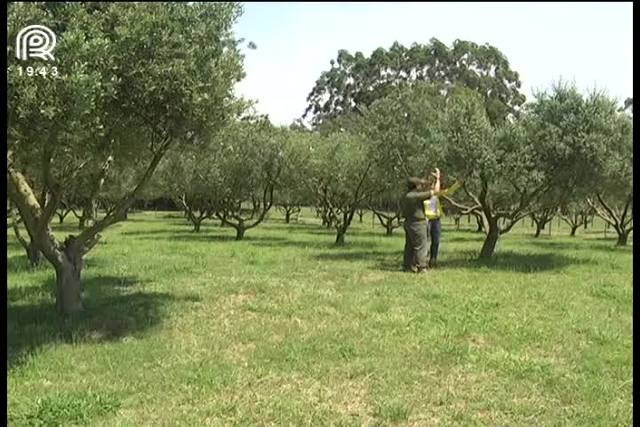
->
[479, 219, 500, 258]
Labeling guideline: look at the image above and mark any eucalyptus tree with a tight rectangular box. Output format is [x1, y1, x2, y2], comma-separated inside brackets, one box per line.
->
[304, 38, 525, 126]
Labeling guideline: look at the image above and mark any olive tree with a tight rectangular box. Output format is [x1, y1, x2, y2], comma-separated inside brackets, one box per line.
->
[8, 2, 245, 313]
[306, 131, 374, 245]
[275, 130, 315, 224]
[525, 83, 632, 246]
[211, 118, 285, 240]
[558, 200, 593, 237]
[441, 88, 549, 258]
[586, 110, 633, 245]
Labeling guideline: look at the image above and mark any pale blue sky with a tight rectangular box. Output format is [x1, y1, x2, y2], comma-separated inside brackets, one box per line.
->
[233, 2, 633, 125]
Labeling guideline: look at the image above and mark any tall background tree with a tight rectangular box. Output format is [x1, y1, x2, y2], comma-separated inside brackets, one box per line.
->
[304, 38, 526, 127]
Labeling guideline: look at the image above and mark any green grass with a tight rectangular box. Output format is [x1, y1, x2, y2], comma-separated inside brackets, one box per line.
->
[7, 210, 632, 426]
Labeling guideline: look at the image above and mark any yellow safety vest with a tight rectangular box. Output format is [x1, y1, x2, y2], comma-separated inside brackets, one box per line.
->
[423, 181, 462, 220]
[424, 196, 443, 220]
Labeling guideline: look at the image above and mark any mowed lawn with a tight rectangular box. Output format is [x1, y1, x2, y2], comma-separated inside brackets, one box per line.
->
[7, 210, 632, 426]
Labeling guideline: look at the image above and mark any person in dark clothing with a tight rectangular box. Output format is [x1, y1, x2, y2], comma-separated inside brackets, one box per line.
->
[401, 177, 440, 273]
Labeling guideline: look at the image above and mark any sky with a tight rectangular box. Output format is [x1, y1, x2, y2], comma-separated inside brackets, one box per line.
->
[232, 2, 633, 126]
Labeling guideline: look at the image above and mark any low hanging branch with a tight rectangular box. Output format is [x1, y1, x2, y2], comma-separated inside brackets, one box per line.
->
[215, 181, 277, 240]
[587, 192, 633, 246]
[530, 206, 558, 238]
[558, 205, 590, 237]
[175, 193, 214, 232]
[443, 177, 549, 257]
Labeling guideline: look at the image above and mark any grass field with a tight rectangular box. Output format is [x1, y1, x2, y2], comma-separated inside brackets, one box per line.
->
[7, 210, 633, 426]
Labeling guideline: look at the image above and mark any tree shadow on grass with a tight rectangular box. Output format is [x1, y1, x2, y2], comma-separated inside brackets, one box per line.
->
[437, 251, 590, 273]
[250, 238, 376, 251]
[7, 275, 200, 370]
[119, 227, 377, 250]
[7, 251, 113, 275]
[527, 239, 632, 253]
[6, 254, 50, 274]
[317, 249, 591, 273]
[441, 234, 486, 243]
[6, 239, 23, 250]
[314, 250, 395, 263]
[265, 222, 325, 231]
[120, 228, 297, 244]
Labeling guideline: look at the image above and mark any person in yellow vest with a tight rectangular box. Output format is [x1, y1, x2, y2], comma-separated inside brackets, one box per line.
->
[401, 177, 443, 273]
[423, 169, 462, 269]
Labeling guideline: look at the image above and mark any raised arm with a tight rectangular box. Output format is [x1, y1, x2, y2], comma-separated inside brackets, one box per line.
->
[405, 190, 433, 201]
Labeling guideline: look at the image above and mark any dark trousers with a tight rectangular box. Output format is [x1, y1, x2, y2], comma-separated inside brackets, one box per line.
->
[403, 220, 428, 271]
[427, 218, 441, 262]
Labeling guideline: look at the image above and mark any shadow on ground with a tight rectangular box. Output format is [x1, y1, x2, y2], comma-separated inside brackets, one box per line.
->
[6, 251, 114, 275]
[313, 249, 591, 274]
[7, 275, 200, 370]
[527, 238, 632, 253]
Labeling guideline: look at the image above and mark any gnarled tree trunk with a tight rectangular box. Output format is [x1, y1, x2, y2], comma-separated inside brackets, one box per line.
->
[55, 238, 85, 314]
[570, 225, 579, 237]
[479, 219, 499, 258]
[235, 227, 245, 240]
[616, 229, 630, 246]
[10, 208, 43, 267]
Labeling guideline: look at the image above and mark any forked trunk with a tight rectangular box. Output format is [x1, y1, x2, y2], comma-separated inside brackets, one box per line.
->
[385, 224, 393, 236]
[570, 225, 578, 237]
[235, 226, 245, 241]
[616, 229, 630, 246]
[55, 242, 85, 314]
[27, 242, 42, 267]
[57, 212, 67, 224]
[534, 223, 542, 238]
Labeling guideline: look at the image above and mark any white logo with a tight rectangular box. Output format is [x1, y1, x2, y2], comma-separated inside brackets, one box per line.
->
[16, 25, 57, 61]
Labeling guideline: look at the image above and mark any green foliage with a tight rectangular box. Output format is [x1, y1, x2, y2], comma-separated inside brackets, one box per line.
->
[524, 82, 627, 199]
[304, 38, 525, 126]
[209, 118, 283, 214]
[8, 1, 245, 210]
[275, 129, 316, 209]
